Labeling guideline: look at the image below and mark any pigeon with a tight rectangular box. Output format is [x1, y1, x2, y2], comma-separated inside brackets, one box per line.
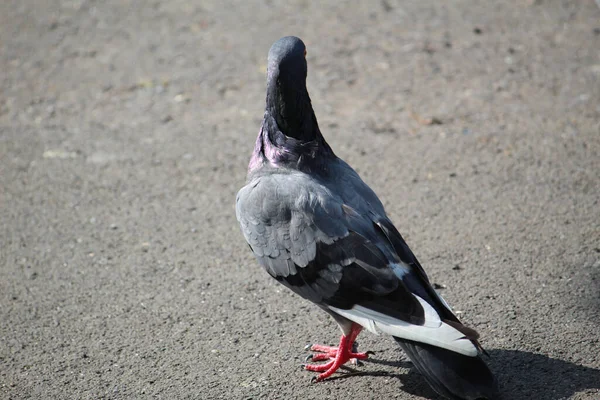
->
[236, 36, 497, 400]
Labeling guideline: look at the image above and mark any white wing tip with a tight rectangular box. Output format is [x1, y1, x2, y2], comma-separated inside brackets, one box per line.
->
[330, 305, 478, 357]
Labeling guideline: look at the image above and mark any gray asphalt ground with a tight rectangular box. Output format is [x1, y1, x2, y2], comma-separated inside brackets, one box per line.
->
[1, 1, 599, 399]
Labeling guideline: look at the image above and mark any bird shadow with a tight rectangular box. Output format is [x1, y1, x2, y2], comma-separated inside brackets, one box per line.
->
[334, 357, 442, 399]
[329, 349, 600, 399]
[486, 349, 600, 400]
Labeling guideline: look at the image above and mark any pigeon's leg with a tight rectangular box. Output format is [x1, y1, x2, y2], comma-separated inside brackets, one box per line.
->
[304, 323, 371, 381]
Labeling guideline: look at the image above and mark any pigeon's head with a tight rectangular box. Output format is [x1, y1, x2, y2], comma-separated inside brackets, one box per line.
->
[267, 36, 307, 84]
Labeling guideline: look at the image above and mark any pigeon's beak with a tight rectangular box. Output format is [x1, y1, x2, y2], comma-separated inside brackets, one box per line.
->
[304, 49, 307, 58]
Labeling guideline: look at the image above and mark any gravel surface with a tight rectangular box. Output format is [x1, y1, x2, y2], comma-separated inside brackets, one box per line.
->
[1, 1, 599, 399]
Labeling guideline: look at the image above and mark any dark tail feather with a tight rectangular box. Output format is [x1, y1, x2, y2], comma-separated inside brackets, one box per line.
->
[394, 337, 498, 400]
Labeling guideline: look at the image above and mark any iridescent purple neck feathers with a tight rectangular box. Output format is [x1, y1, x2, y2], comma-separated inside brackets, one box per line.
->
[248, 112, 334, 175]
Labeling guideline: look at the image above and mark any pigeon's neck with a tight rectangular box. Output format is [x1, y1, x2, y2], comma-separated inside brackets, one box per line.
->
[248, 69, 335, 175]
[265, 75, 318, 142]
[248, 113, 334, 176]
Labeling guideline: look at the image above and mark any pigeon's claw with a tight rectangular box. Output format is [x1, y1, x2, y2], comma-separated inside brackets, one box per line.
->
[308, 352, 334, 362]
[305, 358, 336, 373]
[303, 324, 369, 381]
[308, 344, 339, 353]
[307, 347, 370, 361]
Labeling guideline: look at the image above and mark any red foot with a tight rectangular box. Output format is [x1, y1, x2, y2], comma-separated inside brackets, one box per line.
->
[303, 323, 371, 381]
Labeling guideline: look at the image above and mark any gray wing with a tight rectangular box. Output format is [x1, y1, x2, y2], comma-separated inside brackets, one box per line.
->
[236, 169, 425, 321]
